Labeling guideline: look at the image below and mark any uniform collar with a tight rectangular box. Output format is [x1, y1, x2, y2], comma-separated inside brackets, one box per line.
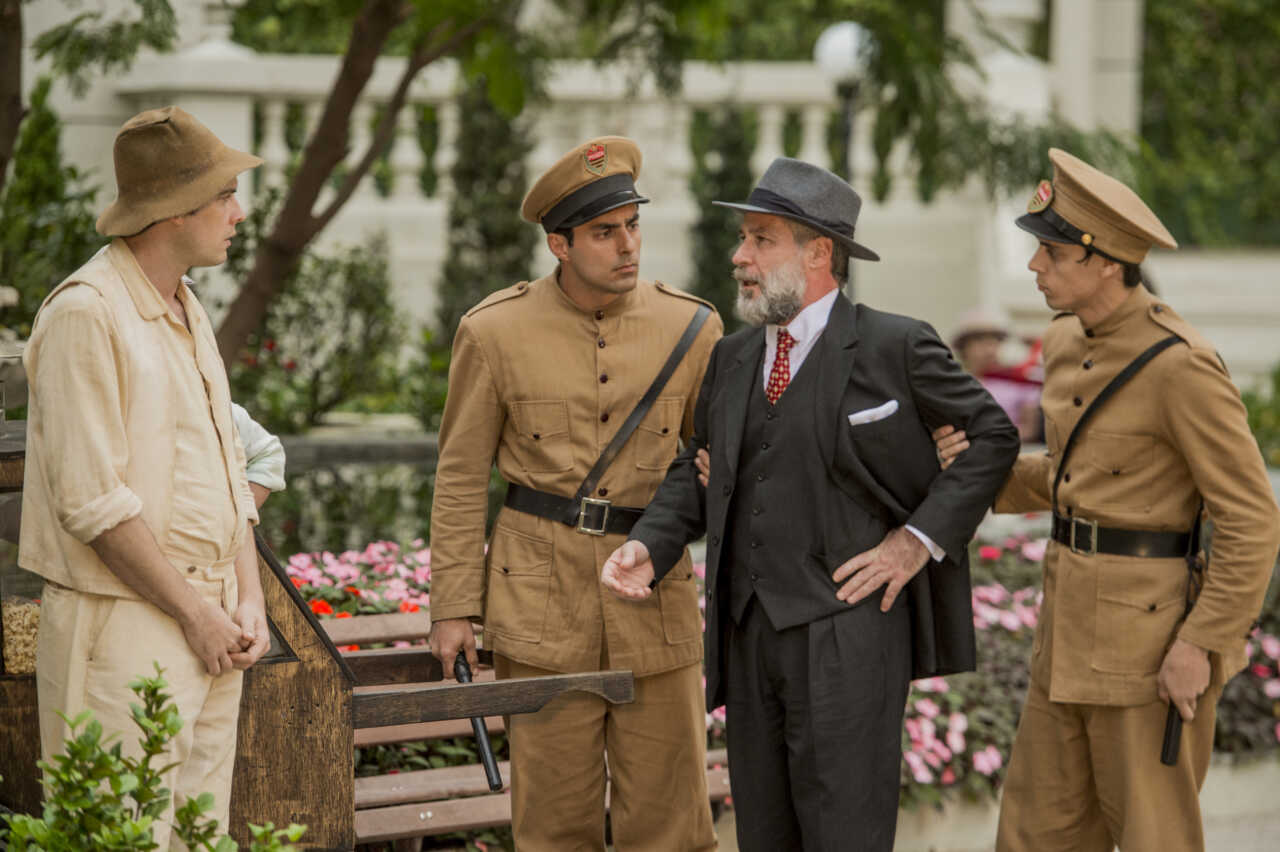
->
[768, 288, 837, 347]
[105, 238, 172, 322]
[549, 266, 638, 317]
[1082, 285, 1152, 339]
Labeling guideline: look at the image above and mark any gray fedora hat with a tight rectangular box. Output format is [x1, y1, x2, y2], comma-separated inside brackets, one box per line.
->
[714, 157, 879, 261]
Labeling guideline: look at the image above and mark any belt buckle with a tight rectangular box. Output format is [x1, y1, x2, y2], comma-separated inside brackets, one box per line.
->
[576, 497, 612, 536]
[1070, 518, 1098, 556]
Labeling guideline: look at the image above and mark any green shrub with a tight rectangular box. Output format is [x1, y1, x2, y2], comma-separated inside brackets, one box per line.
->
[0, 665, 305, 850]
[1243, 361, 1280, 469]
[211, 188, 405, 434]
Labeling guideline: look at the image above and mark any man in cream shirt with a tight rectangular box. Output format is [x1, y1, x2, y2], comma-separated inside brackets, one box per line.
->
[21, 107, 268, 846]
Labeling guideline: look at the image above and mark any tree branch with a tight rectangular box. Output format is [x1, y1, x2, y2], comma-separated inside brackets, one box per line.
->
[313, 16, 489, 231]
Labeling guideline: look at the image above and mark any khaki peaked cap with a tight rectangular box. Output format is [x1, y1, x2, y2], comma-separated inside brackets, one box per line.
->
[1016, 148, 1177, 264]
[521, 136, 648, 232]
[97, 106, 262, 237]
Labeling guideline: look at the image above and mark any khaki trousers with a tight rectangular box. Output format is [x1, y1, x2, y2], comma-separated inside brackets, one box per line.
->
[495, 655, 716, 852]
[997, 676, 1219, 852]
[36, 574, 243, 851]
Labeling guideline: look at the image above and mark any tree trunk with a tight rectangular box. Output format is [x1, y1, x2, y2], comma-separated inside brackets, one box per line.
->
[213, 0, 407, 364]
[0, 0, 25, 195]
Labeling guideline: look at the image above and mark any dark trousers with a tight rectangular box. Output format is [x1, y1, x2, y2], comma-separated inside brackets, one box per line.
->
[725, 595, 912, 852]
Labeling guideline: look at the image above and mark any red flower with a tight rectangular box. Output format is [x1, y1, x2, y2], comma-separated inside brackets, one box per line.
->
[310, 599, 334, 616]
[399, 600, 420, 613]
[334, 611, 353, 619]
[979, 545, 1002, 561]
[263, 339, 277, 352]
[338, 644, 359, 652]
[1251, 663, 1272, 679]
[283, 358, 297, 371]
[243, 354, 258, 368]
[345, 585, 362, 597]
[290, 576, 305, 588]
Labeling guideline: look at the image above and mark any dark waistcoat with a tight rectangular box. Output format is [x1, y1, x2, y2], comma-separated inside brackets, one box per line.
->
[725, 345, 885, 628]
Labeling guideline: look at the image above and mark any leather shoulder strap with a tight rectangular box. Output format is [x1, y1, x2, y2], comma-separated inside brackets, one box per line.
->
[572, 303, 712, 504]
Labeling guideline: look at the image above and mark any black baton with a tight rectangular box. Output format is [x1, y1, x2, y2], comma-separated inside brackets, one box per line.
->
[1160, 702, 1182, 766]
[454, 651, 504, 791]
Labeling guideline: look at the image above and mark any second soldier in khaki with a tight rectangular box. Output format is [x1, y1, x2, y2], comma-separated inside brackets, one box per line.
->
[983, 150, 1280, 851]
[428, 138, 721, 850]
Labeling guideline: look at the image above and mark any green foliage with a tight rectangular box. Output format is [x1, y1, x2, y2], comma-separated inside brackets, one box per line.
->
[406, 76, 535, 432]
[211, 188, 405, 434]
[1137, 0, 1280, 246]
[1243, 362, 1280, 469]
[0, 77, 104, 338]
[32, 0, 177, 97]
[0, 665, 305, 851]
[687, 106, 757, 333]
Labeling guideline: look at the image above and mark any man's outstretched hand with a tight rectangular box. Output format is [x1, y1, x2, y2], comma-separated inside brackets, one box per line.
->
[832, 527, 930, 612]
[602, 540, 656, 600]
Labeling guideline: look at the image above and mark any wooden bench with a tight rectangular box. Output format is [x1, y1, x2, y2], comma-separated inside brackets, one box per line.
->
[323, 613, 731, 846]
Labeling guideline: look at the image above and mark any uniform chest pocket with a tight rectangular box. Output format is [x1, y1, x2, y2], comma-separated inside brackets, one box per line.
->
[1086, 431, 1155, 476]
[510, 400, 573, 473]
[635, 397, 683, 471]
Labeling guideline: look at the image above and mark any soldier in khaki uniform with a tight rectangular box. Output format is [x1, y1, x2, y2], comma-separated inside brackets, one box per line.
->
[428, 137, 721, 851]
[944, 149, 1280, 851]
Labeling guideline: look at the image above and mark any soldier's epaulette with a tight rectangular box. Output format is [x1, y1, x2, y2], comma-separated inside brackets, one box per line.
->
[1146, 301, 1226, 371]
[654, 281, 715, 310]
[464, 281, 531, 317]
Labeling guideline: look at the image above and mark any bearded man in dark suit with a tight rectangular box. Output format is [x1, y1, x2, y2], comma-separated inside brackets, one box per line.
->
[602, 158, 1020, 851]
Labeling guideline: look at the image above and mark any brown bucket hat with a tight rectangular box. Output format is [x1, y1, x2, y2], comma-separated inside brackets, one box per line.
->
[96, 106, 263, 237]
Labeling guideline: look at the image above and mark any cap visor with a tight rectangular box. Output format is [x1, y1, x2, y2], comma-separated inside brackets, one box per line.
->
[712, 200, 880, 261]
[1015, 212, 1074, 245]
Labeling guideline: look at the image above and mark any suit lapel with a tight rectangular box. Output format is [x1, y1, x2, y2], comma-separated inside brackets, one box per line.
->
[717, 328, 762, 479]
[814, 295, 859, 464]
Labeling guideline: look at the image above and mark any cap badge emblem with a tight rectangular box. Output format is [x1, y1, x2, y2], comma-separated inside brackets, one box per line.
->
[1027, 179, 1053, 213]
[1081, 233, 1093, 246]
[584, 143, 608, 175]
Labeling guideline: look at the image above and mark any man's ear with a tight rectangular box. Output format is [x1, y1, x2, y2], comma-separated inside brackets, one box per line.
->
[547, 232, 570, 263]
[807, 235, 833, 270]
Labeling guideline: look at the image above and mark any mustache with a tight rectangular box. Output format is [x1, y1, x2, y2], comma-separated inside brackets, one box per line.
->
[733, 267, 758, 285]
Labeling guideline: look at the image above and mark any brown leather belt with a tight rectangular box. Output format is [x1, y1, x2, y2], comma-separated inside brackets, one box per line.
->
[1051, 514, 1190, 558]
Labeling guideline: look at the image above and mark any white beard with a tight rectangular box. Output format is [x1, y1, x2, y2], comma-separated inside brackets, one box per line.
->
[734, 253, 807, 327]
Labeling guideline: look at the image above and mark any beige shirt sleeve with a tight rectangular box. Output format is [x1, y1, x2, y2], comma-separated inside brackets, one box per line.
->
[1161, 347, 1280, 656]
[429, 320, 506, 622]
[31, 289, 143, 542]
[992, 451, 1053, 514]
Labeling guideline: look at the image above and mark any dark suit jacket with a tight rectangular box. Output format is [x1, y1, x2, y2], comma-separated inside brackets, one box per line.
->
[630, 295, 1020, 708]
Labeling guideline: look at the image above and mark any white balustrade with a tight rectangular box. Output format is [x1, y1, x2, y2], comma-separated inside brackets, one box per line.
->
[259, 99, 289, 189]
[390, 106, 426, 201]
[751, 103, 787, 180]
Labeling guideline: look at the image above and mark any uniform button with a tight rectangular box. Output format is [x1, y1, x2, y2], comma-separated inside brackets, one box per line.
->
[750, 572, 760, 581]
[597, 338, 606, 348]
[1147, 603, 1157, 611]
[761, 442, 770, 450]
[502, 566, 510, 574]
[1154, 305, 1164, 313]
[722, 484, 732, 496]
[711, 535, 720, 545]
[1064, 472, 1071, 483]
[595, 310, 605, 320]
[600, 412, 610, 423]
[661, 427, 669, 434]
[598, 487, 608, 497]
[532, 433, 541, 440]
[1073, 397, 1083, 407]
[187, 565, 197, 574]
[600, 374, 608, 383]
[1112, 469, 1121, 476]
[756, 473, 765, 482]
[750, 540, 760, 549]
[1066, 506, 1073, 516]
[1083, 360, 1093, 369]
[752, 507, 762, 516]
[1085, 329, 1095, 338]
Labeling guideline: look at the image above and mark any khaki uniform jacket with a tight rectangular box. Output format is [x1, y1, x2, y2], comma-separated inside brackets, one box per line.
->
[996, 286, 1280, 705]
[429, 273, 722, 676]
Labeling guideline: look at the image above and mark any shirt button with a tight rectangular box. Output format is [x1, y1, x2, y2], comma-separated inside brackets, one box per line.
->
[601, 412, 610, 423]
[595, 310, 605, 320]
[1083, 360, 1093, 369]
[1073, 397, 1083, 407]
[600, 374, 608, 384]
[750, 541, 760, 549]
[598, 487, 609, 497]
[760, 442, 770, 450]
[752, 507, 762, 516]
[756, 473, 765, 482]
[750, 572, 760, 581]
[597, 338, 606, 348]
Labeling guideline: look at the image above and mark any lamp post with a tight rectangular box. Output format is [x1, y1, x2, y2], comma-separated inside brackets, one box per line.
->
[815, 21, 870, 298]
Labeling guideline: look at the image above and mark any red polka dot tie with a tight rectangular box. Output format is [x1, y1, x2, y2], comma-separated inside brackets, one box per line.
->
[766, 328, 795, 404]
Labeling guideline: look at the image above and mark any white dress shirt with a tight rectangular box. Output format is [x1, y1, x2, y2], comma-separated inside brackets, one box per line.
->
[763, 289, 945, 562]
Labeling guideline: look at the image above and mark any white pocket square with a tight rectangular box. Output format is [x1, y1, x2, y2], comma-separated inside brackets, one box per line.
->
[847, 400, 899, 426]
